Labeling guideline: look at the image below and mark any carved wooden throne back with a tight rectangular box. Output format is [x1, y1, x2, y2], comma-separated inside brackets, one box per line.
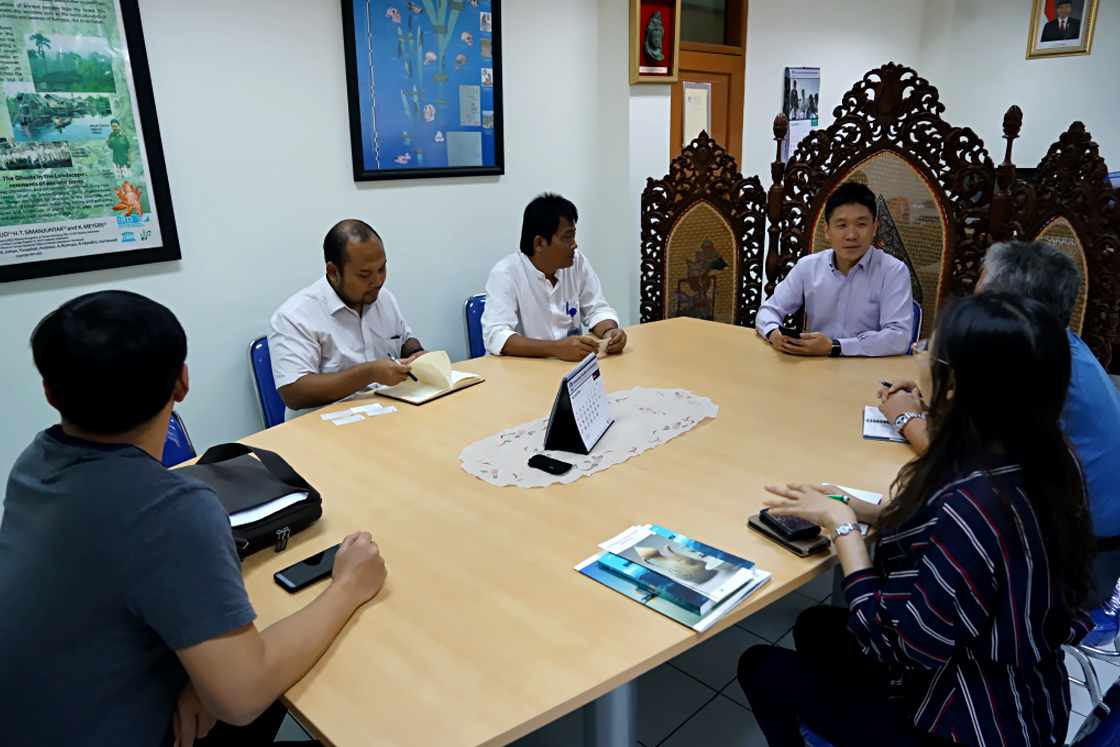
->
[999, 121, 1120, 368]
[764, 64, 999, 340]
[640, 132, 767, 327]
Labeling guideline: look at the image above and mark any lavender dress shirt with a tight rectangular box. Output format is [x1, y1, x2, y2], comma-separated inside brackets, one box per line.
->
[756, 247, 913, 357]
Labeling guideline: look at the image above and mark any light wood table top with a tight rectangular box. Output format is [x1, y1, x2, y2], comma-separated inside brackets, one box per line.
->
[238, 317, 918, 747]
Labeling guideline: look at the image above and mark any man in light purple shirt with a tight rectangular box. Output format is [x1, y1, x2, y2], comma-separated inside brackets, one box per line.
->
[756, 182, 912, 357]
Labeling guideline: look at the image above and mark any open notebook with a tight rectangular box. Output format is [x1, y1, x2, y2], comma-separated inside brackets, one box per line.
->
[862, 406, 907, 443]
[375, 351, 483, 405]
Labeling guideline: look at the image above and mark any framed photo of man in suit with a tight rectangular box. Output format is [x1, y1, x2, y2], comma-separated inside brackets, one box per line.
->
[1027, 0, 1098, 58]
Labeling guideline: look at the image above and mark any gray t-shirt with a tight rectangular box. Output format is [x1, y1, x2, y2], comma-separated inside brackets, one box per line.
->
[0, 427, 256, 746]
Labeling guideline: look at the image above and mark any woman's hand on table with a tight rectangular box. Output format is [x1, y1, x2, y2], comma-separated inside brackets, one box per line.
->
[763, 483, 857, 534]
[819, 484, 881, 525]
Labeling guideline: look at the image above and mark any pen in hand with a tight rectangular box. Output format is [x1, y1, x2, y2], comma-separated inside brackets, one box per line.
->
[879, 380, 911, 393]
[389, 355, 418, 382]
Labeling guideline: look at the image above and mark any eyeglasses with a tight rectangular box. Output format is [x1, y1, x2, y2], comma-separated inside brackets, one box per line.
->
[912, 339, 948, 365]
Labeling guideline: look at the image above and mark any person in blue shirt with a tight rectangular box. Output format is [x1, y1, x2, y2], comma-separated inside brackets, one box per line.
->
[879, 240, 1120, 606]
[742, 293, 1094, 747]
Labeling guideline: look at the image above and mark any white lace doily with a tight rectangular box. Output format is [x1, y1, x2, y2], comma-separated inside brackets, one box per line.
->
[460, 387, 719, 488]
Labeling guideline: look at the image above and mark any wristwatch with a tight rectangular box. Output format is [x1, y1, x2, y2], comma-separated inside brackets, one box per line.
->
[893, 411, 926, 432]
[831, 523, 861, 542]
[829, 339, 841, 358]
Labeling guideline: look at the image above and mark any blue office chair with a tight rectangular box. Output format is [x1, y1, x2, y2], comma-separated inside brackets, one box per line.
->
[465, 293, 486, 359]
[162, 410, 195, 467]
[1064, 574, 1120, 742]
[907, 301, 923, 355]
[249, 336, 286, 429]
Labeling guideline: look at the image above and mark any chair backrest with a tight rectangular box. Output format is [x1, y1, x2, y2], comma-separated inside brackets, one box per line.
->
[762, 64, 1002, 341]
[995, 120, 1120, 369]
[249, 336, 286, 429]
[465, 293, 486, 359]
[908, 301, 923, 354]
[162, 410, 195, 467]
[640, 131, 768, 327]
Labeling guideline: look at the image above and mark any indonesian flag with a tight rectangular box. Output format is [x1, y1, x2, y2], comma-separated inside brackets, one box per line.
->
[1044, 0, 1056, 20]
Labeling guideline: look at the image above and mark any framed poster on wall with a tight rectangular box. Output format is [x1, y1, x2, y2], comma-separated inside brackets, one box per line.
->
[630, 0, 681, 84]
[0, 0, 179, 285]
[782, 67, 820, 161]
[1027, 0, 1098, 59]
[341, 0, 505, 181]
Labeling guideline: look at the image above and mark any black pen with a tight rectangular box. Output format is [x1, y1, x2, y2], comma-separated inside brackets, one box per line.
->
[390, 355, 418, 382]
[880, 380, 911, 393]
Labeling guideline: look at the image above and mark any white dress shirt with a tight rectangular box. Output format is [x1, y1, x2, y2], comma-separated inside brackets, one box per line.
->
[755, 247, 913, 357]
[269, 276, 413, 419]
[481, 251, 619, 356]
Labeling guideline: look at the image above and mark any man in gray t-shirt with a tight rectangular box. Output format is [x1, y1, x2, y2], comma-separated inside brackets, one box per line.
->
[0, 291, 388, 746]
[0, 428, 254, 746]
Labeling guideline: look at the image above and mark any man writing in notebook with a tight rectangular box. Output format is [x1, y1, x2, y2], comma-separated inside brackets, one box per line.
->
[755, 182, 913, 357]
[0, 290, 387, 746]
[481, 193, 626, 360]
[270, 219, 427, 419]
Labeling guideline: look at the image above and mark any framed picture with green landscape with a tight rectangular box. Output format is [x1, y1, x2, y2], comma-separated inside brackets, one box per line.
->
[0, 0, 180, 284]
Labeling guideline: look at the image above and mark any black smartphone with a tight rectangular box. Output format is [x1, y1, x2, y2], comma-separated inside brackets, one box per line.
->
[777, 325, 801, 339]
[528, 454, 573, 475]
[274, 544, 340, 593]
[759, 508, 821, 541]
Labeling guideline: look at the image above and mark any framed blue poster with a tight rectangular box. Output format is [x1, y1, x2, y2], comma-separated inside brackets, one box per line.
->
[341, 0, 504, 181]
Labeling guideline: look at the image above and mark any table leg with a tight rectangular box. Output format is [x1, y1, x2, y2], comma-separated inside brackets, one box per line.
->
[582, 679, 637, 747]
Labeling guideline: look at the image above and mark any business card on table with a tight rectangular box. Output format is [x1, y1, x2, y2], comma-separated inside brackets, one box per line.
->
[332, 414, 366, 426]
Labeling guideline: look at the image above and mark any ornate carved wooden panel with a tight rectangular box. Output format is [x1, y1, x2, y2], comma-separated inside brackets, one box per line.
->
[640, 131, 767, 326]
[762, 64, 999, 315]
[1000, 122, 1120, 368]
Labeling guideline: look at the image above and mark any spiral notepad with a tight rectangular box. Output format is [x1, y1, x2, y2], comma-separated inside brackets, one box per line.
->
[863, 406, 907, 443]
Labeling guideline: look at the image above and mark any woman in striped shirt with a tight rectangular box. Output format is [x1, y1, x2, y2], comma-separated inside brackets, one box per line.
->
[738, 293, 1096, 747]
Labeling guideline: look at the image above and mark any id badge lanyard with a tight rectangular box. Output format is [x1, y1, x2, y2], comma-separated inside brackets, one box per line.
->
[565, 301, 581, 337]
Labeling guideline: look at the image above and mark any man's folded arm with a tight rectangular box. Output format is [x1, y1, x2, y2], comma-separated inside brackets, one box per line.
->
[481, 270, 524, 356]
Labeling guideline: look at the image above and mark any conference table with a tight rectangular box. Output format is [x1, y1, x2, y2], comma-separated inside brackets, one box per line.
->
[238, 317, 917, 747]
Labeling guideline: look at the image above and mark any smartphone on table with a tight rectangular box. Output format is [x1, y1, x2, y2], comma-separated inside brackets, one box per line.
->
[528, 454, 573, 475]
[759, 508, 821, 541]
[274, 544, 340, 593]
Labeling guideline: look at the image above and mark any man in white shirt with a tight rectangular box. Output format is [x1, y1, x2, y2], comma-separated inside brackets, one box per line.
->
[755, 182, 912, 357]
[270, 219, 425, 418]
[481, 193, 626, 361]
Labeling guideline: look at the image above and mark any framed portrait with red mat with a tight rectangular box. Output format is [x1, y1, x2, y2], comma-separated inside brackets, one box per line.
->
[630, 0, 680, 84]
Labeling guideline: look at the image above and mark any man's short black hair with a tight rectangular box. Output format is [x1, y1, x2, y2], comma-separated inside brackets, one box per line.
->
[31, 291, 187, 435]
[519, 193, 578, 256]
[824, 182, 878, 224]
[323, 219, 382, 271]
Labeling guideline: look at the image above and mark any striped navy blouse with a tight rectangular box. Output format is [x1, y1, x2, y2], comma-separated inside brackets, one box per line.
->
[843, 462, 1093, 747]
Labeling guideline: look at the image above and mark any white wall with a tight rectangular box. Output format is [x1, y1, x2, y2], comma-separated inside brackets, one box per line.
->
[740, 0, 929, 183]
[738, 0, 1119, 183]
[918, 0, 1120, 167]
[0, 0, 648, 494]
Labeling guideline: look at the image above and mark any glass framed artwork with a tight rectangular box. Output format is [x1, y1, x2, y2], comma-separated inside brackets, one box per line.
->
[1027, 0, 1097, 59]
[630, 0, 681, 84]
[341, 0, 504, 181]
[0, 0, 180, 284]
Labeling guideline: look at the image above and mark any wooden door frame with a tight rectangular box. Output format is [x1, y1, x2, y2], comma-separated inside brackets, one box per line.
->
[670, 1, 748, 161]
